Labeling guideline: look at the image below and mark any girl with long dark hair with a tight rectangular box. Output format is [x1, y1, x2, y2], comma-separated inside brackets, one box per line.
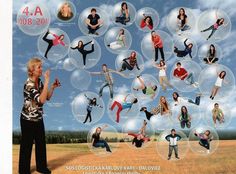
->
[203, 44, 218, 64]
[115, 2, 130, 25]
[70, 40, 94, 66]
[140, 14, 153, 30]
[178, 106, 191, 129]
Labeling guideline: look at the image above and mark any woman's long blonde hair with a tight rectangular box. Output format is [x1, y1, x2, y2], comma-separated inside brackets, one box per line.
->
[60, 2, 72, 17]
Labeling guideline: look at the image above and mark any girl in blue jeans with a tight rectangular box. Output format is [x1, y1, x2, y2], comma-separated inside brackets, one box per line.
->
[92, 125, 112, 152]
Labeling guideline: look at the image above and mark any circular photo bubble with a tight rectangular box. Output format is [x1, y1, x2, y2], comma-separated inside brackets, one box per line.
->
[71, 91, 105, 125]
[69, 36, 101, 69]
[115, 50, 144, 78]
[189, 125, 219, 155]
[156, 129, 189, 161]
[104, 27, 132, 54]
[167, 7, 196, 37]
[141, 30, 174, 61]
[170, 60, 201, 92]
[108, 93, 140, 125]
[78, 7, 109, 37]
[198, 43, 222, 65]
[170, 103, 201, 130]
[198, 9, 231, 42]
[63, 57, 77, 71]
[198, 64, 235, 100]
[87, 123, 120, 156]
[203, 100, 232, 129]
[123, 118, 155, 149]
[139, 96, 173, 130]
[173, 37, 197, 60]
[38, 28, 70, 63]
[135, 7, 159, 32]
[56, 1, 76, 22]
[17, 2, 50, 36]
[70, 69, 91, 90]
[131, 74, 160, 103]
[112, 1, 136, 27]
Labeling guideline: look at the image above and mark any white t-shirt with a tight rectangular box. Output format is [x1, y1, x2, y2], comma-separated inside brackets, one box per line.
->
[215, 77, 223, 87]
[174, 97, 188, 106]
[159, 65, 167, 77]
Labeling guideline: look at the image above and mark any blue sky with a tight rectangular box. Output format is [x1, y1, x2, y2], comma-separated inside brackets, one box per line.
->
[13, 0, 236, 131]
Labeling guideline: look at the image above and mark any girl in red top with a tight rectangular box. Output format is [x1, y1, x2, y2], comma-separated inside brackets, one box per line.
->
[151, 31, 164, 61]
[42, 30, 66, 59]
[140, 14, 153, 30]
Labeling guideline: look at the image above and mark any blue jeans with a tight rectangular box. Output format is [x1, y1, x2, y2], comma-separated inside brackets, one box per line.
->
[93, 140, 111, 152]
[99, 82, 113, 99]
[181, 25, 191, 31]
[188, 96, 201, 105]
[184, 72, 195, 85]
[202, 25, 217, 39]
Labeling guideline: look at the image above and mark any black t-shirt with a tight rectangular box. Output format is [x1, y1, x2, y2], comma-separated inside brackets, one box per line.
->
[177, 14, 187, 27]
[92, 133, 100, 145]
[87, 14, 100, 25]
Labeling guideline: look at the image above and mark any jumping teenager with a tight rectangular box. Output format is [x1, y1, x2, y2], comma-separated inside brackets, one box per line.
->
[42, 30, 65, 59]
[70, 40, 94, 66]
[90, 64, 126, 99]
[174, 39, 193, 58]
[210, 71, 228, 100]
[110, 94, 138, 123]
[153, 60, 173, 91]
[201, 10, 228, 40]
[133, 75, 157, 99]
[194, 130, 213, 154]
[83, 94, 103, 124]
[212, 103, 225, 127]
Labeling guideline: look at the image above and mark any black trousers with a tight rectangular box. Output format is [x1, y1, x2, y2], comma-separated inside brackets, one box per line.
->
[83, 109, 92, 123]
[155, 47, 165, 61]
[19, 118, 48, 174]
[43, 31, 53, 58]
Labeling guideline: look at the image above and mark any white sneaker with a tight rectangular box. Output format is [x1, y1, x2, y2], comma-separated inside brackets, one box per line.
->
[207, 150, 210, 154]
[91, 40, 94, 44]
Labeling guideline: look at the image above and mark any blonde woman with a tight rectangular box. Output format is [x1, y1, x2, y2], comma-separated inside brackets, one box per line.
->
[57, 2, 74, 21]
[19, 58, 61, 174]
[153, 60, 173, 91]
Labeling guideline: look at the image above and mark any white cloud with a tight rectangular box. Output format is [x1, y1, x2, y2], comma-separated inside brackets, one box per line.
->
[220, 31, 236, 58]
[114, 84, 130, 94]
[197, 0, 236, 17]
[99, 4, 115, 27]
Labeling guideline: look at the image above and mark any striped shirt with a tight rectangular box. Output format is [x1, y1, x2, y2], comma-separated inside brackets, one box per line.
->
[21, 78, 44, 121]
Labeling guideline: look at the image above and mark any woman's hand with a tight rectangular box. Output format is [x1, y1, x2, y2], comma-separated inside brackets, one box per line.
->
[44, 70, 50, 84]
[52, 78, 61, 89]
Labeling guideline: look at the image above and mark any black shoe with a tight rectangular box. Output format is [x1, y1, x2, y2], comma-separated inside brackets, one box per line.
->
[37, 168, 51, 174]
[140, 107, 147, 112]
[167, 157, 171, 160]
[176, 156, 180, 159]
[107, 44, 110, 47]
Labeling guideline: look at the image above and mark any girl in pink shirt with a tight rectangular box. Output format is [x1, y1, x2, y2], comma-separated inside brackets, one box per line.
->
[200, 10, 227, 40]
[42, 30, 65, 58]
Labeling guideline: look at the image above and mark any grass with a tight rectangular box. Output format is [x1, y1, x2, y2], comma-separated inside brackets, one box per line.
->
[13, 140, 236, 174]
